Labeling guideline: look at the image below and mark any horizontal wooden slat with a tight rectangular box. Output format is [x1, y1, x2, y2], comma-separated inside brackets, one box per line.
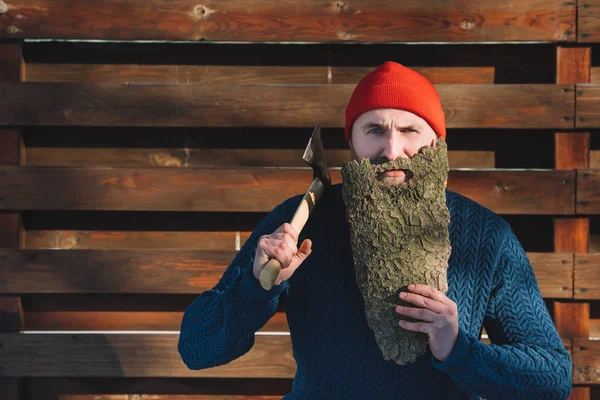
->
[0, 333, 295, 378]
[0, 0, 575, 42]
[578, 0, 600, 42]
[573, 339, 600, 384]
[0, 334, 585, 378]
[0, 250, 236, 294]
[25, 231, 252, 251]
[577, 170, 600, 214]
[0, 167, 576, 214]
[0, 250, 573, 296]
[0, 83, 575, 129]
[24, 65, 495, 85]
[25, 148, 495, 169]
[25, 311, 289, 333]
[27, 377, 293, 399]
[574, 254, 600, 299]
[527, 253, 573, 298]
[576, 85, 600, 128]
[59, 396, 282, 400]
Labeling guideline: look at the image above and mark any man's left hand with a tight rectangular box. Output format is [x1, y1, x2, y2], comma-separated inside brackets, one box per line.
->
[394, 284, 458, 362]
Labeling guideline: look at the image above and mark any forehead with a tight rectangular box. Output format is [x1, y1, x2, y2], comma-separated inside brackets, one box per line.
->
[354, 108, 427, 128]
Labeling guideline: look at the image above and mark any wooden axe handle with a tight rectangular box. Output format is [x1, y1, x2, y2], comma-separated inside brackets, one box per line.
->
[258, 177, 326, 290]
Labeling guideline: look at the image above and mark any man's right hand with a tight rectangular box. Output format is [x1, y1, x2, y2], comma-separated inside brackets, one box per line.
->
[253, 223, 312, 286]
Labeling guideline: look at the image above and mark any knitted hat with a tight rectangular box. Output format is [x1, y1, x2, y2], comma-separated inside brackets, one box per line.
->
[344, 61, 446, 142]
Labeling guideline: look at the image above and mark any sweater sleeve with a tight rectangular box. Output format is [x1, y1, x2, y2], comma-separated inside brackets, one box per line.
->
[432, 225, 573, 400]
[177, 198, 298, 370]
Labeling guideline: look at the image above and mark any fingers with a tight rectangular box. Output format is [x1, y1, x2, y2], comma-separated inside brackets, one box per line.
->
[395, 305, 436, 322]
[399, 291, 446, 314]
[398, 319, 433, 334]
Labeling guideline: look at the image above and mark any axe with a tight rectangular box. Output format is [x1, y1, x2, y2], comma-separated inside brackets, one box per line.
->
[259, 124, 332, 290]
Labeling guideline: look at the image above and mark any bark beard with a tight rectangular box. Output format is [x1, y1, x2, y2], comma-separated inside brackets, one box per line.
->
[341, 138, 451, 364]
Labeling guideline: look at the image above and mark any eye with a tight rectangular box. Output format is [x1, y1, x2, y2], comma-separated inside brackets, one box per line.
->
[367, 126, 383, 135]
[401, 127, 418, 134]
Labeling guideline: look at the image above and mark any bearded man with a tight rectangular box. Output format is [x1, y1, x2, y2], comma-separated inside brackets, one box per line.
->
[178, 62, 572, 399]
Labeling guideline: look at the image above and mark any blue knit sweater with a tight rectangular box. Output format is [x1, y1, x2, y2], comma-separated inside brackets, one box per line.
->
[178, 184, 572, 399]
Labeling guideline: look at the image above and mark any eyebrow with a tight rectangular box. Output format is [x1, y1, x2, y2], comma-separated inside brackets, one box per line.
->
[361, 122, 419, 131]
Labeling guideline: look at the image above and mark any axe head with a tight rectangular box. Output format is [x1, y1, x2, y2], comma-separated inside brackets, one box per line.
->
[303, 124, 331, 187]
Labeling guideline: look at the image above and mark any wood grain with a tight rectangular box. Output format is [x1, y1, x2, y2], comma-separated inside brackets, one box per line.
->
[576, 85, 600, 128]
[554, 219, 590, 253]
[554, 303, 590, 338]
[578, 0, 600, 42]
[25, 147, 495, 169]
[0, 83, 575, 129]
[0, 0, 575, 42]
[0, 250, 573, 297]
[573, 339, 600, 384]
[591, 67, 600, 84]
[556, 48, 591, 83]
[0, 167, 576, 214]
[555, 133, 590, 170]
[577, 170, 600, 214]
[591, 151, 600, 168]
[0, 333, 589, 380]
[25, 311, 289, 332]
[25, 231, 252, 251]
[24, 64, 495, 85]
[0, 333, 296, 378]
[574, 254, 600, 299]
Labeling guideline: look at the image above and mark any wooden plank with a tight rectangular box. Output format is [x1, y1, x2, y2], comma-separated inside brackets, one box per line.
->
[554, 219, 589, 257]
[555, 133, 590, 170]
[577, 170, 600, 214]
[0, 0, 575, 42]
[591, 67, 600, 84]
[554, 303, 590, 338]
[592, 319, 600, 338]
[0, 333, 296, 378]
[58, 395, 282, 399]
[0, 249, 237, 294]
[0, 167, 576, 214]
[591, 151, 600, 169]
[578, 0, 600, 42]
[576, 85, 600, 128]
[27, 378, 293, 399]
[0, 83, 576, 129]
[25, 311, 289, 332]
[24, 64, 495, 85]
[568, 387, 591, 400]
[25, 147, 495, 169]
[527, 253, 573, 298]
[573, 339, 600, 384]
[574, 254, 600, 300]
[0, 249, 572, 296]
[25, 231, 252, 251]
[557, 48, 591, 83]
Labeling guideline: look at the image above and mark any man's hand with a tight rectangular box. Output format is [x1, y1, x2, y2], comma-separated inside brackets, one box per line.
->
[394, 284, 458, 362]
[253, 223, 312, 286]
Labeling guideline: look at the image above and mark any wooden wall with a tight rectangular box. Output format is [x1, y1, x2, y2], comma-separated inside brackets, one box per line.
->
[1, 0, 600, 399]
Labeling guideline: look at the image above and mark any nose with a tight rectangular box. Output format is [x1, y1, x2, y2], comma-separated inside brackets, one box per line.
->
[380, 132, 408, 160]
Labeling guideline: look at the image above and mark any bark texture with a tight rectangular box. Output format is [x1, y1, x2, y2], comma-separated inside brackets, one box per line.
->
[341, 138, 451, 364]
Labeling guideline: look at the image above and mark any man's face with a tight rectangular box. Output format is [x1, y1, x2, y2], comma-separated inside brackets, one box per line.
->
[349, 108, 438, 186]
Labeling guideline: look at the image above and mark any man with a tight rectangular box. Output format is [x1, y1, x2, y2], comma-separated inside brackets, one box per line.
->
[178, 62, 572, 399]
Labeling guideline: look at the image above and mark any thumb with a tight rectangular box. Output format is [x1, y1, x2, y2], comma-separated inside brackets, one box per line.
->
[292, 239, 312, 266]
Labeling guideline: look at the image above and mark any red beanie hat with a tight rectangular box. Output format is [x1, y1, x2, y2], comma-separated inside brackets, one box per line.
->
[345, 61, 446, 142]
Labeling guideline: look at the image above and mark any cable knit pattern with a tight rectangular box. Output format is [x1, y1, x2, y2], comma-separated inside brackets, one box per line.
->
[178, 184, 572, 399]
